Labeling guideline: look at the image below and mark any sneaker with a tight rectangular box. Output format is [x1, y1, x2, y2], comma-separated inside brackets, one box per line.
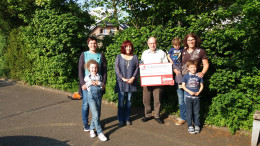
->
[98, 133, 107, 141]
[188, 126, 196, 134]
[175, 119, 186, 125]
[195, 126, 200, 133]
[126, 121, 132, 125]
[90, 130, 96, 138]
[83, 125, 90, 132]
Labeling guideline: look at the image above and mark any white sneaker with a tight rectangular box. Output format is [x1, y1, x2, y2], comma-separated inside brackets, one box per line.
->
[90, 130, 96, 138]
[98, 133, 107, 141]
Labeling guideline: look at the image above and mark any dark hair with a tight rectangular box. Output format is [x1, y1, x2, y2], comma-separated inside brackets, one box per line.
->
[183, 33, 202, 48]
[172, 37, 182, 46]
[121, 40, 134, 55]
[87, 36, 97, 44]
[85, 59, 99, 71]
[186, 60, 198, 67]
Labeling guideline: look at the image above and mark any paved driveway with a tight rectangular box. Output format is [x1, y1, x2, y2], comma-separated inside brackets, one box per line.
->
[0, 80, 251, 146]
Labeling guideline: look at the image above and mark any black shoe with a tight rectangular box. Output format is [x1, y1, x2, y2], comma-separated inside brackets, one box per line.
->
[155, 118, 164, 124]
[141, 116, 153, 122]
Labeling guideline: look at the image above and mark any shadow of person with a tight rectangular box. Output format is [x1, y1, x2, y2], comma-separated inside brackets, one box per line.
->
[100, 106, 144, 139]
[0, 136, 69, 146]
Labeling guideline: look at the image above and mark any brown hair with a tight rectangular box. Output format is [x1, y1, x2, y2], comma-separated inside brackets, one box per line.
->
[183, 33, 202, 48]
[85, 59, 99, 71]
[186, 60, 198, 67]
[87, 36, 97, 45]
[172, 37, 182, 46]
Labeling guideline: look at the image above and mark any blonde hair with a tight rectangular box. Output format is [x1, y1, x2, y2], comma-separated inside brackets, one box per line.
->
[172, 37, 182, 46]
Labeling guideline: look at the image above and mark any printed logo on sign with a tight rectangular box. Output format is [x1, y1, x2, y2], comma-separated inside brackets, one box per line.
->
[140, 65, 146, 71]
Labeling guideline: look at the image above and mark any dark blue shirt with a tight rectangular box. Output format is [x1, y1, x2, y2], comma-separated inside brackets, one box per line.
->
[168, 47, 183, 65]
[182, 72, 203, 98]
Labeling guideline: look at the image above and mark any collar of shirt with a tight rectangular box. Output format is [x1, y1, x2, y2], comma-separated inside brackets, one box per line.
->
[147, 49, 159, 54]
[88, 73, 100, 77]
[189, 72, 198, 76]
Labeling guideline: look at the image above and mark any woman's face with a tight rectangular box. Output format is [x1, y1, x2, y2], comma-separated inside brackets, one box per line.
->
[125, 45, 132, 55]
[187, 36, 196, 48]
[88, 40, 97, 52]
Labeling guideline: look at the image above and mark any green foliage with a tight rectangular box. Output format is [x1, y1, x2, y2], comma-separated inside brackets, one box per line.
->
[2, 0, 94, 90]
[103, 0, 260, 134]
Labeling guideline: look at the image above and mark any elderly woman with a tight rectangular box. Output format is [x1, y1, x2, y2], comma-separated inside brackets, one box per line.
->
[115, 40, 139, 126]
[174, 33, 209, 125]
[78, 36, 107, 141]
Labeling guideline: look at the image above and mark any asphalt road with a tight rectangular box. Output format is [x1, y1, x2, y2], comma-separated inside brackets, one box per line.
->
[0, 79, 251, 146]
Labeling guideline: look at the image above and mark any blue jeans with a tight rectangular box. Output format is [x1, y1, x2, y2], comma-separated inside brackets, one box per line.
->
[88, 86, 103, 134]
[186, 97, 200, 127]
[82, 90, 90, 128]
[176, 84, 186, 121]
[82, 87, 102, 128]
[117, 92, 132, 122]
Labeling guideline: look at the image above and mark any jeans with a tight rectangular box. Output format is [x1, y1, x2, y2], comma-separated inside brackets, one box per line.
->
[186, 97, 200, 127]
[82, 90, 90, 128]
[176, 84, 186, 121]
[88, 86, 103, 135]
[118, 92, 132, 122]
[82, 87, 102, 128]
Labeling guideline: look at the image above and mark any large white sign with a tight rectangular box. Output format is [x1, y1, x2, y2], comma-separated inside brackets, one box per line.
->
[140, 63, 174, 86]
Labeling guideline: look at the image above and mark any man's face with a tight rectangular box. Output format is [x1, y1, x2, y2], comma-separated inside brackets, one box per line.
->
[148, 38, 157, 52]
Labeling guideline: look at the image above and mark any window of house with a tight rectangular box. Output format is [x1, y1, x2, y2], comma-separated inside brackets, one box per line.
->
[100, 28, 103, 34]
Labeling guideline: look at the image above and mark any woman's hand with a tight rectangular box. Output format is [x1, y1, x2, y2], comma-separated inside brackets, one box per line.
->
[122, 78, 129, 83]
[101, 83, 105, 91]
[82, 85, 88, 90]
[174, 69, 181, 75]
[197, 72, 204, 78]
[127, 77, 135, 84]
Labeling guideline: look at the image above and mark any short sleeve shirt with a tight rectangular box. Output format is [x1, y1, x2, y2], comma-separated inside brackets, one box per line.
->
[168, 47, 183, 65]
[182, 72, 203, 97]
[182, 48, 207, 68]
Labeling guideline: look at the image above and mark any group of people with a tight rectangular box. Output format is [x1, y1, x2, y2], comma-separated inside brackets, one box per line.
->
[78, 33, 209, 141]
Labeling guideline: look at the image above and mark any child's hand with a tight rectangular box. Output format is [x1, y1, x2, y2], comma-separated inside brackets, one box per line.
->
[195, 92, 200, 96]
[91, 81, 96, 85]
[189, 91, 195, 96]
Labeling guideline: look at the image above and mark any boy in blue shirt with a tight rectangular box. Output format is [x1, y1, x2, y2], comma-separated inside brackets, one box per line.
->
[167, 37, 183, 84]
[182, 60, 204, 134]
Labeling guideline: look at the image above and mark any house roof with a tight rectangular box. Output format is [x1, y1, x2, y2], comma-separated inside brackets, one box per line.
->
[90, 16, 129, 30]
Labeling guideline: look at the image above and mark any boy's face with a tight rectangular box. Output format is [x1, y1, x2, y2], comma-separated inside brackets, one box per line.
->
[188, 64, 197, 74]
[89, 64, 98, 75]
[173, 44, 180, 50]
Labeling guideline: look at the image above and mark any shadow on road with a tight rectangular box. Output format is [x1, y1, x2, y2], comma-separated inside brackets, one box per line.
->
[101, 106, 144, 139]
[0, 136, 70, 146]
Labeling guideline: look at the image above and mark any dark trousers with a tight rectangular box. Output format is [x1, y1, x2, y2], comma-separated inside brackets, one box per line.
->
[143, 86, 162, 118]
[186, 97, 200, 127]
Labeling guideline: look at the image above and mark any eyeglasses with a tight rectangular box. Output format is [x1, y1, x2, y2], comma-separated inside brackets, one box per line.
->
[187, 39, 195, 42]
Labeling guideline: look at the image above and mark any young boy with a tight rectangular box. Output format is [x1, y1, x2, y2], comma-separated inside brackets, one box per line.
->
[84, 59, 107, 141]
[167, 37, 183, 84]
[182, 60, 204, 134]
